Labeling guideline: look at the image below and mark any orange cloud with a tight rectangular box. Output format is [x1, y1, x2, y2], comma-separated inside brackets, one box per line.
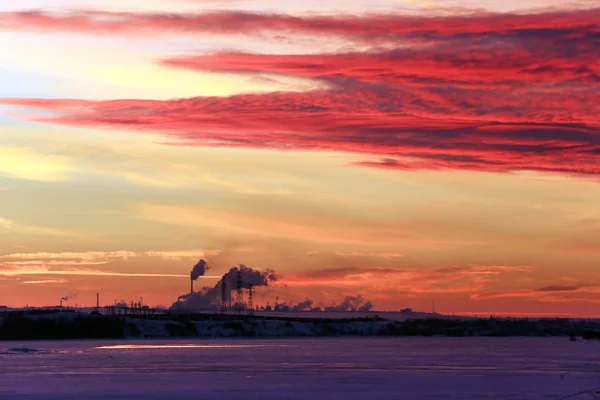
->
[471, 283, 600, 304]
[0, 250, 223, 279]
[281, 265, 533, 294]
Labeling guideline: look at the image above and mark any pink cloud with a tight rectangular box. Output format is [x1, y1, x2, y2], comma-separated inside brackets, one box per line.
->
[161, 49, 600, 88]
[0, 8, 598, 40]
[3, 86, 598, 177]
[1, 7, 599, 178]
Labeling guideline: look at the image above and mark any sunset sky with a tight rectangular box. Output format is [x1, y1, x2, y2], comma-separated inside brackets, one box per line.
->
[0, 0, 599, 316]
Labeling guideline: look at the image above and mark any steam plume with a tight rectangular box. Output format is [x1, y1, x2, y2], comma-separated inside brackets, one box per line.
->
[291, 298, 314, 312]
[278, 296, 373, 312]
[325, 295, 371, 312]
[61, 292, 78, 302]
[172, 264, 277, 311]
[222, 264, 277, 289]
[190, 259, 209, 281]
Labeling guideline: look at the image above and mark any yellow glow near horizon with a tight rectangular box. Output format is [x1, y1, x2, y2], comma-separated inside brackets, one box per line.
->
[0, 147, 73, 182]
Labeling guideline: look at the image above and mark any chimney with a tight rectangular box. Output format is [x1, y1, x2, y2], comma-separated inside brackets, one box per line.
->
[191, 278, 194, 294]
[221, 276, 227, 312]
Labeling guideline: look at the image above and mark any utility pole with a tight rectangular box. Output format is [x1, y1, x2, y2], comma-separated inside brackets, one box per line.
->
[220, 276, 227, 313]
[235, 269, 244, 314]
[247, 284, 254, 315]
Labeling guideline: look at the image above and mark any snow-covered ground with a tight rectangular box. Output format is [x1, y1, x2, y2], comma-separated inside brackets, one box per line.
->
[1, 337, 599, 399]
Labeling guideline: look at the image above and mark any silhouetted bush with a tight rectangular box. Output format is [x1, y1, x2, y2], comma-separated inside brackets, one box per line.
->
[582, 330, 600, 340]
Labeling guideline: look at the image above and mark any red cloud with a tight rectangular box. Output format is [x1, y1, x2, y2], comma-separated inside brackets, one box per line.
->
[1, 8, 599, 177]
[2, 84, 598, 176]
[0, 8, 598, 39]
[161, 49, 600, 88]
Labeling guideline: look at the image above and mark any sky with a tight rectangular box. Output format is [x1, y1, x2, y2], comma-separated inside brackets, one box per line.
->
[0, 0, 599, 316]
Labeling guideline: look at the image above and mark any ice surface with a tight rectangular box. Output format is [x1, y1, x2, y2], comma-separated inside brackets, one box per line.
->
[1, 337, 599, 400]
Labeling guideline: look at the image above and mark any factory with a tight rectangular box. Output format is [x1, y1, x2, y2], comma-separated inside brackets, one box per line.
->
[175, 260, 274, 314]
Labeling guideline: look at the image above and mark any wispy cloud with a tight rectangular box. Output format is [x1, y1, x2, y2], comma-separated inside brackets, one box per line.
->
[130, 203, 479, 247]
[0, 249, 223, 279]
[0, 266, 214, 278]
[471, 283, 600, 304]
[1, 8, 598, 40]
[334, 252, 404, 259]
[281, 265, 533, 294]
[1, 249, 221, 264]
[22, 279, 68, 284]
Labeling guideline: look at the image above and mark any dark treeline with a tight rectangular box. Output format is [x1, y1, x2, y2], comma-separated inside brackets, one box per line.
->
[2, 310, 600, 340]
[0, 311, 126, 340]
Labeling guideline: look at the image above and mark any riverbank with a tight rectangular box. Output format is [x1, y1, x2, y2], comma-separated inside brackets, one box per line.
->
[2, 309, 600, 340]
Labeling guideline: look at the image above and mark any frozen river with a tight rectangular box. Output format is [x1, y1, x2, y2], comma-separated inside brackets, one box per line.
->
[1, 337, 599, 399]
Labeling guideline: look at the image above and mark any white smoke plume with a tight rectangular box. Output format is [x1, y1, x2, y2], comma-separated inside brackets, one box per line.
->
[172, 264, 277, 311]
[190, 259, 209, 281]
[221, 264, 278, 289]
[275, 296, 373, 312]
[291, 298, 314, 312]
[324, 295, 373, 312]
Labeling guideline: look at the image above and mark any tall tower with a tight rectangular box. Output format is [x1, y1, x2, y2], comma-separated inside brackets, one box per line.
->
[220, 276, 227, 313]
[235, 269, 244, 313]
[247, 284, 254, 315]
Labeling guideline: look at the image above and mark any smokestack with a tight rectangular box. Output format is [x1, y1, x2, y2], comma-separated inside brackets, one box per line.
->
[220, 275, 227, 312]
[96, 293, 99, 308]
[190, 259, 209, 294]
